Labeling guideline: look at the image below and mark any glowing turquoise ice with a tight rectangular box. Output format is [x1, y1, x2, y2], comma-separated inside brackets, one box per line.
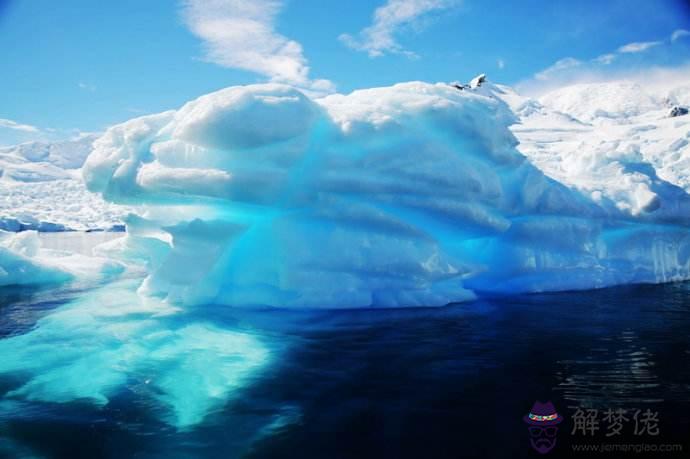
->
[0, 279, 271, 429]
[81, 82, 690, 307]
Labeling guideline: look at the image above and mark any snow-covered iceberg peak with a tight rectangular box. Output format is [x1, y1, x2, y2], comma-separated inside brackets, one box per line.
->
[83, 82, 690, 307]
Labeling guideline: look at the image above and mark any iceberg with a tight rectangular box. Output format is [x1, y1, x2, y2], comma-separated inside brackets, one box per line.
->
[3, 79, 690, 432]
[0, 233, 72, 287]
[82, 81, 690, 308]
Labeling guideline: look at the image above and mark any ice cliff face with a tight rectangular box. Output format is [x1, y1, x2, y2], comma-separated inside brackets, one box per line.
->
[80, 81, 690, 307]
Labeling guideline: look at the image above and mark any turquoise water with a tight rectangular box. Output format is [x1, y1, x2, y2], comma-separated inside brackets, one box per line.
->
[0, 234, 689, 458]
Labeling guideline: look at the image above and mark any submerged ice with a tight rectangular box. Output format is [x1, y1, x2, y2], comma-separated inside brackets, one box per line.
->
[81, 81, 690, 307]
[0, 279, 272, 429]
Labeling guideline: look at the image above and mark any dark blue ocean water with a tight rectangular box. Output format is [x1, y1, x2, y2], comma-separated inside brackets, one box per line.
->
[1, 276, 689, 458]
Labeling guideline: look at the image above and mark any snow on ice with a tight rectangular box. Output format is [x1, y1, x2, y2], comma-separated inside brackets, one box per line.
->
[0, 135, 128, 232]
[78, 80, 690, 307]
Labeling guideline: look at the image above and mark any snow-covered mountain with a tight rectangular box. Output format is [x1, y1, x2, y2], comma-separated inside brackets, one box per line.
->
[0, 134, 98, 171]
[537, 81, 659, 123]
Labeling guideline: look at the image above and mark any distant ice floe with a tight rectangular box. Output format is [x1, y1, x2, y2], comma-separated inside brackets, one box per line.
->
[0, 230, 124, 287]
[79, 80, 690, 307]
[0, 135, 128, 232]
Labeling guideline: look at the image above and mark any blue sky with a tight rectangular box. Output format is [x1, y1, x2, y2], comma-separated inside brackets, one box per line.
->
[0, 0, 689, 145]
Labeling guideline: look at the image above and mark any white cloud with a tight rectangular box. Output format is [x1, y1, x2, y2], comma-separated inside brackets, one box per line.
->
[339, 0, 459, 58]
[617, 41, 662, 54]
[78, 82, 96, 92]
[0, 118, 40, 133]
[180, 0, 333, 92]
[594, 53, 616, 65]
[497, 59, 505, 69]
[671, 29, 690, 42]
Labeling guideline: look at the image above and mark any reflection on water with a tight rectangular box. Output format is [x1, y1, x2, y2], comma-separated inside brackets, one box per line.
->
[557, 329, 663, 405]
[0, 277, 688, 458]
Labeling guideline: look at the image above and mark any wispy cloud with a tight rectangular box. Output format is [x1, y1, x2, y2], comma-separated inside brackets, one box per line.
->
[617, 40, 662, 54]
[180, 0, 333, 92]
[0, 118, 40, 133]
[78, 81, 97, 92]
[594, 53, 616, 65]
[671, 29, 690, 42]
[521, 29, 690, 95]
[339, 0, 459, 58]
[497, 58, 505, 70]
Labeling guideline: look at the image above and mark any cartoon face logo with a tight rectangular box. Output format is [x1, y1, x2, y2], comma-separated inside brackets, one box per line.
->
[523, 401, 563, 454]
